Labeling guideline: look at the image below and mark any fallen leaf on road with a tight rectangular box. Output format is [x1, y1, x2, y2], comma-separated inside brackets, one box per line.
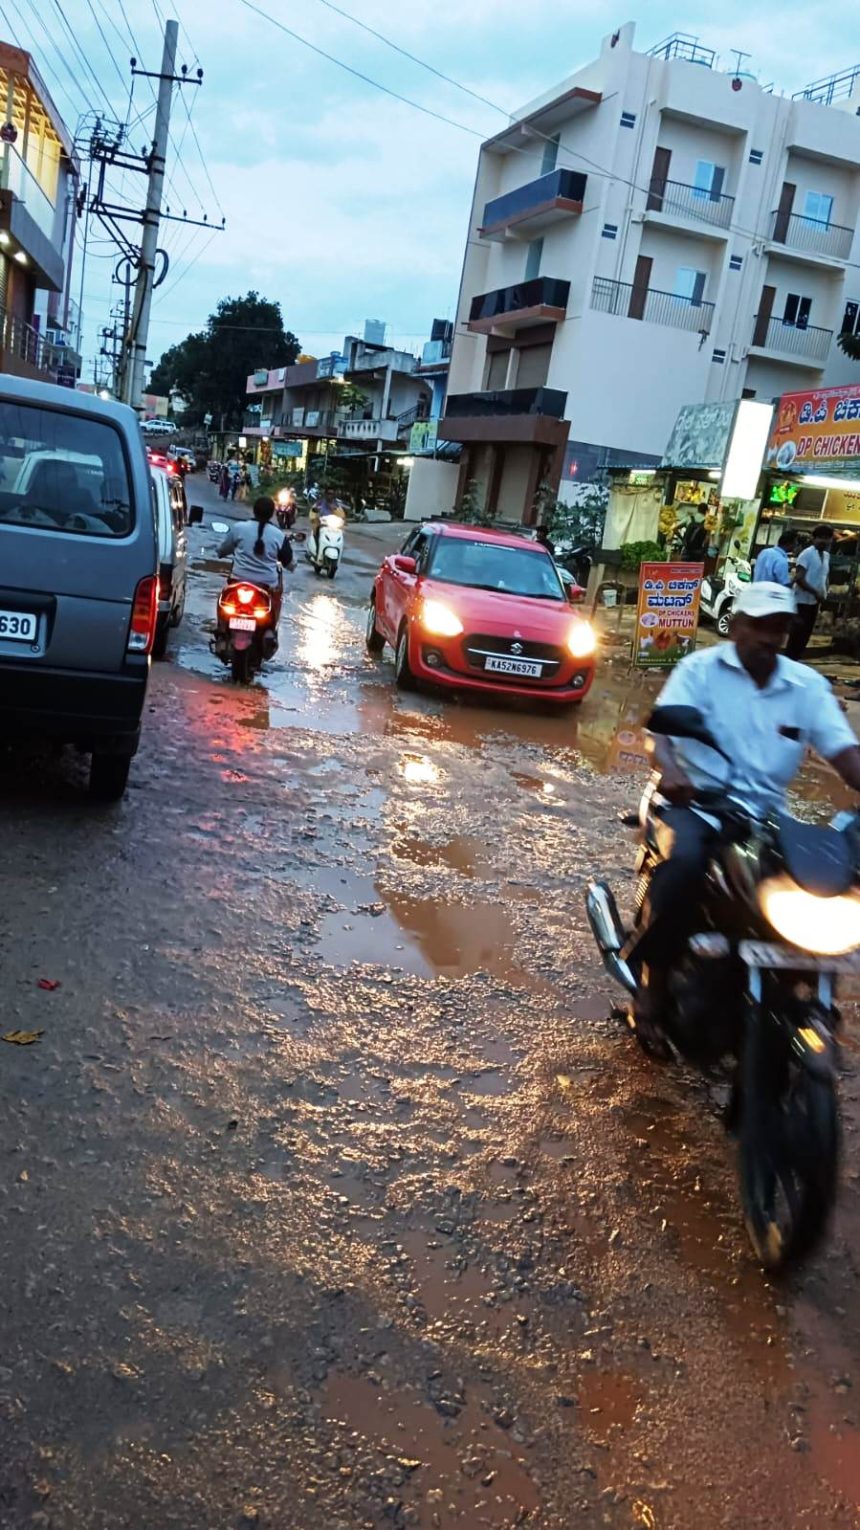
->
[3, 1030, 44, 1046]
[37, 979, 61, 991]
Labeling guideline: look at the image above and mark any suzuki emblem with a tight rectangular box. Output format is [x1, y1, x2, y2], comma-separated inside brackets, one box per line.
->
[511, 641, 524, 656]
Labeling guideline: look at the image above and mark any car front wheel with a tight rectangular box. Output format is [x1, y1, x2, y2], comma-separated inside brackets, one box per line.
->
[90, 752, 131, 802]
[394, 624, 416, 690]
[366, 596, 385, 654]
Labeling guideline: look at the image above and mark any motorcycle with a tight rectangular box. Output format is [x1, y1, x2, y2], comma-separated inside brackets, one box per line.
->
[307, 508, 345, 579]
[208, 460, 221, 483]
[276, 488, 297, 531]
[212, 578, 279, 683]
[586, 702, 859, 1270]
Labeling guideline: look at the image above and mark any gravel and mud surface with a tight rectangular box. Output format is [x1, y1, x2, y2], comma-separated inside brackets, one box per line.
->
[2, 486, 860, 1529]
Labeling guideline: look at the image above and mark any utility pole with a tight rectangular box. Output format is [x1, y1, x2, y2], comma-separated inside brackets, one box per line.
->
[124, 19, 178, 410]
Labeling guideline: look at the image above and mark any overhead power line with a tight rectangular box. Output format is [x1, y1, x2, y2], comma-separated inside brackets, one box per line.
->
[238, 0, 488, 139]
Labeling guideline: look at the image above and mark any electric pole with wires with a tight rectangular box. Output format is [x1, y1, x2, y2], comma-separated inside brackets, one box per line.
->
[123, 18, 177, 411]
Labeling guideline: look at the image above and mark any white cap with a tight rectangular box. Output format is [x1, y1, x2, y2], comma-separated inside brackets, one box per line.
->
[734, 581, 796, 620]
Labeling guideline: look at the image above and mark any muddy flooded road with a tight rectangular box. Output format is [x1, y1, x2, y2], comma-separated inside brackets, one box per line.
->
[1, 494, 860, 1528]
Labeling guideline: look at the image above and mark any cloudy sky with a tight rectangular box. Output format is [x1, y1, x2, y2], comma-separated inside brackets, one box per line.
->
[9, 0, 857, 376]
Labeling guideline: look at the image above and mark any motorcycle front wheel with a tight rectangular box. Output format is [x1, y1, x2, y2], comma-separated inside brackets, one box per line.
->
[739, 1013, 839, 1270]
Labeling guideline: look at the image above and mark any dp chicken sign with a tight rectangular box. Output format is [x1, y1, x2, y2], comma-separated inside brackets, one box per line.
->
[767, 383, 860, 471]
[633, 562, 704, 668]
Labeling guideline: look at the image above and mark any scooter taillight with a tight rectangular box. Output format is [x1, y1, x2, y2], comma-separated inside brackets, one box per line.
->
[220, 584, 271, 621]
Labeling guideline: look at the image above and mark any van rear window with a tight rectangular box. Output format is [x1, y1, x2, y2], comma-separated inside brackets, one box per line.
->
[0, 401, 133, 537]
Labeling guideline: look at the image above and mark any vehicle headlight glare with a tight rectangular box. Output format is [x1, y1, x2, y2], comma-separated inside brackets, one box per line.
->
[420, 599, 463, 638]
[759, 874, 860, 956]
[567, 620, 597, 659]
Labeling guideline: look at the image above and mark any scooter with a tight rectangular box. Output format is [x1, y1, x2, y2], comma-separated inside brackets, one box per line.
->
[700, 561, 751, 638]
[276, 488, 297, 531]
[586, 702, 859, 1271]
[306, 508, 345, 579]
[212, 578, 279, 683]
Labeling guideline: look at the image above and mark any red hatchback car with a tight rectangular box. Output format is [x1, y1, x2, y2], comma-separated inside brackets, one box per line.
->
[366, 521, 597, 705]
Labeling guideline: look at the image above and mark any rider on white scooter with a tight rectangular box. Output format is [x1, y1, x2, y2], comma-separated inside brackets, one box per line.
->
[308, 486, 346, 577]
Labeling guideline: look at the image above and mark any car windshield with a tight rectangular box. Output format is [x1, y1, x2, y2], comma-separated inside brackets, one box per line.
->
[0, 401, 133, 537]
[429, 536, 564, 601]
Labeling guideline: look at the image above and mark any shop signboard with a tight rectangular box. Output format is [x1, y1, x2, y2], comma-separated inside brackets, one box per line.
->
[766, 384, 860, 472]
[633, 561, 704, 668]
[273, 441, 302, 458]
[409, 418, 438, 454]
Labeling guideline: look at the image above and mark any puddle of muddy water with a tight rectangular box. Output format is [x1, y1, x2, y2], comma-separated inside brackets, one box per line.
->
[322, 1372, 539, 1527]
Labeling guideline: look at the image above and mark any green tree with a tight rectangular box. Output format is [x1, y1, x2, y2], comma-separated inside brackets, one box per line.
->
[459, 478, 493, 526]
[838, 330, 860, 361]
[149, 291, 300, 428]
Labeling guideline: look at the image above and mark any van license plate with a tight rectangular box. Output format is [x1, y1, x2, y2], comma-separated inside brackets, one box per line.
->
[229, 617, 257, 632]
[485, 656, 542, 677]
[0, 610, 37, 642]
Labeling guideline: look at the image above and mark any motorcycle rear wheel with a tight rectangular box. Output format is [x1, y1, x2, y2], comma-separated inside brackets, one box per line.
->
[739, 1026, 839, 1270]
[231, 649, 253, 685]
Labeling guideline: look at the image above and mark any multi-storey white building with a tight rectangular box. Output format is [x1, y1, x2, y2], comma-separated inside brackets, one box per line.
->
[442, 24, 860, 521]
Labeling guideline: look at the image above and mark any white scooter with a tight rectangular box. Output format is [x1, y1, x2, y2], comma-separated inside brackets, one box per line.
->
[700, 560, 751, 637]
[306, 508, 345, 579]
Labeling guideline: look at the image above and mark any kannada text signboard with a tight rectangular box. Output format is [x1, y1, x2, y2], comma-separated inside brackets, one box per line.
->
[633, 561, 704, 668]
[766, 384, 860, 472]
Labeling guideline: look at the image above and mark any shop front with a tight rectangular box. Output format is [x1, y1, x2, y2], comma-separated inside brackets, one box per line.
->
[755, 383, 860, 651]
[588, 399, 773, 611]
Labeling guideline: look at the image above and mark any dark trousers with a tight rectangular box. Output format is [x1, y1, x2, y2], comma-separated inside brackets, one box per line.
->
[785, 601, 818, 661]
[626, 808, 714, 971]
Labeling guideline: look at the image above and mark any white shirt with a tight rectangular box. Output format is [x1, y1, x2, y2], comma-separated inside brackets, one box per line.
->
[795, 545, 830, 606]
[656, 642, 855, 817]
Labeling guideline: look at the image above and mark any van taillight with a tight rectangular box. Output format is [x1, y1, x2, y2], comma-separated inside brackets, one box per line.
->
[128, 575, 159, 654]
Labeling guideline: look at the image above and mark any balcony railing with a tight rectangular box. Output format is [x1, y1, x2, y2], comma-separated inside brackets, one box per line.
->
[591, 276, 714, 333]
[481, 167, 587, 233]
[1, 146, 56, 241]
[445, 386, 567, 420]
[469, 275, 570, 327]
[751, 314, 832, 363]
[0, 307, 63, 376]
[647, 32, 716, 67]
[646, 175, 734, 229]
[769, 208, 853, 260]
[339, 417, 401, 442]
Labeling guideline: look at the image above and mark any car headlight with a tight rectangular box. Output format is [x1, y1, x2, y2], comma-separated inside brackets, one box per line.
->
[420, 599, 463, 638]
[759, 874, 860, 956]
[567, 620, 597, 659]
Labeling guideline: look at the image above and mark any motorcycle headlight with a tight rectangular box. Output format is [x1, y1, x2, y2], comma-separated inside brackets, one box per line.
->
[420, 599, 463, 638]
[321, 513, 344, 527]
[567, 620, 597, 659]
[759, 873, 860, 956]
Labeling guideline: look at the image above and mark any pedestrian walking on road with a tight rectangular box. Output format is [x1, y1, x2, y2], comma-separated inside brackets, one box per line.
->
[786, 523, 833, 661]
[219, 463, 230, 500]
[754, 529, 796, 587]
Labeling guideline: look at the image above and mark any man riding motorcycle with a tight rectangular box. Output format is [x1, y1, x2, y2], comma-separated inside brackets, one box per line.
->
[627, 581, 860, 1054]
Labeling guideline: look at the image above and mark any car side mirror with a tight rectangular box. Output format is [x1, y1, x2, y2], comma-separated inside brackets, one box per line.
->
[392, 555, 417, 574]
[567, 582, 585, 604]
[188, 505, 204, 525]
[647, 705, 728, 759]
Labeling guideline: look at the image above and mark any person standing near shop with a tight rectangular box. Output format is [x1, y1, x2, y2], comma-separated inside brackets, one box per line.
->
[754, 529, 796, 586]
[680, 501, 709, 563]
[786, 523, 833, 660]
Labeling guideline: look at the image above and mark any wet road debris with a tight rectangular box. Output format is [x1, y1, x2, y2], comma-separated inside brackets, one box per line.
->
[0, 499, 859, 1527]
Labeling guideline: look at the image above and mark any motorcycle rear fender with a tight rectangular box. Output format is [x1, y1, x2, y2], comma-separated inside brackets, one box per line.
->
[232, 631, 253, 652]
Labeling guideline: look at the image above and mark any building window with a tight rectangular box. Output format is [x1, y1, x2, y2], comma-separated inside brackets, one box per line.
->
[729, 254, 743, 271]
[749, 148, 764, 165]
[803, 190, 833, 227]
[712, 349, 727, 363]
[742, 387, 757, 398]
[485, 348, 511, 390]
[675, 267, 707, 306]
[601, 222, 618, 239]
[693, 160, 726, 201]
[620, 111, 636, 128]
[842, 300, 860, 337]
[540, 134, 560, 175]
[524, 237, 543, 282]
[514, 342, 552, 389]
[783, 292, 812, 329]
